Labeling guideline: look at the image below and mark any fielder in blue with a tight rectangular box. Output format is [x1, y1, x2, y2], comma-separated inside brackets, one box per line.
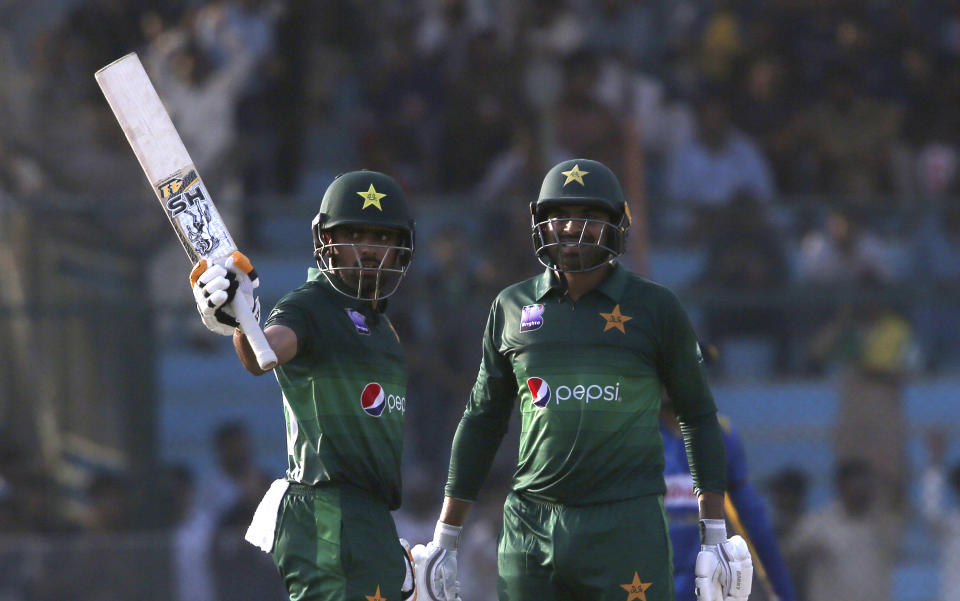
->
[662, 393, 797, 601]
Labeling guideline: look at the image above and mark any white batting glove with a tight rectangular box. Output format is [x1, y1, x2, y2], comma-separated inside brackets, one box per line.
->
[695, 520, 753, 601]
[190, 252, 260, 336]
[399, 538, 416, 601]
[411, 522, 463, 601]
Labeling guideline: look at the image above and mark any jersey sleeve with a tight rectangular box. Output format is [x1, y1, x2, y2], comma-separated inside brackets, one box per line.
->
[657, 288, 715, 417]
[657, 287, 725, 494]
[265, 294, 317, 358]
[724, 421, 797, 601]
[445, 298, 518, 501]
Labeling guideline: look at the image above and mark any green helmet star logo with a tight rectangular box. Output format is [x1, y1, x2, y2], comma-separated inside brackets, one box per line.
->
[560, 164, 589, 186]
[358, 184, 386, 210]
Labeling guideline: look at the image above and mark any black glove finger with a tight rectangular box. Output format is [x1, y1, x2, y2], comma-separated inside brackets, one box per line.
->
[214, 307, 240, 328]
[223, 271, 240, 304]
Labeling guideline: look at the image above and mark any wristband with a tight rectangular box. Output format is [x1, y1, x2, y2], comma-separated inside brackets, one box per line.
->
[699, 518, 727, 546]
[434, 520, 462, 551]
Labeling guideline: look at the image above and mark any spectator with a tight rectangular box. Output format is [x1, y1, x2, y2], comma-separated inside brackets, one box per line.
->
[696, 0, 746, 83]
[665, 92, 775, 208]
[472, 115, 555, 208]
[796, 62, 902, 197]
[361, 23, 443, 192]
[157, 464, 217, 601]
[797, 206, 897, 286]
[182, 421, 271, 601]
[784, 460, 902, 601]
[765, 467, 811, 601]
[438, 28, 520, 192]
[807, 289, 919, 510]
[909, 203, 960, 370]
[194, 421, 270, 529]
[731, 55, 802, 194]
[920, 429, 960, 601]
[551, 49, 626, 174]
[582, 0, 670, 72]
[693, 192, 791, 373]
[145, 22, 256, 237]
[32, 473, 161, 601]
[85, 472, 133, 533]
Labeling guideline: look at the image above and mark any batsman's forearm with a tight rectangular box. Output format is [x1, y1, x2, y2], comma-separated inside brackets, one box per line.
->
[235, 323, 297, 374]
[439, 496, 473, 527]
[234, 329, 269, 375]
[698, 490, 725, 521]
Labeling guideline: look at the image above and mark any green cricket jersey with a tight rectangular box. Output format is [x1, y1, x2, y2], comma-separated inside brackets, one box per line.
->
[446, 263, 725, 506]
[265, 268, 407, 509]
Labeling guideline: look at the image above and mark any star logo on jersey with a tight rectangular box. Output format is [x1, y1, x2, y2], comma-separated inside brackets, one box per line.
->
[600, 304, 632, 333]
[358, 184, 386, 210]
[365, 586, 386, 601]
[561, 164, 589, 186]
[526, 377, 551, 408]
[360, 383, 386, 417]
[620, 572, 653, 601]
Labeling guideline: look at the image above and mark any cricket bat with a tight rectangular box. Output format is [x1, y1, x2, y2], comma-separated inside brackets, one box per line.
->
[95, 53, 277, 370]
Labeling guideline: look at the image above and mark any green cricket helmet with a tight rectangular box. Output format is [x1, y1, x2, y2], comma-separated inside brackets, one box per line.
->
[531, 158, 631, 272]
[312, 170, 415, 301]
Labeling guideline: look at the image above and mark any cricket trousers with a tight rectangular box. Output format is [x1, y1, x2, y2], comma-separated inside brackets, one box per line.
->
[497, 491, 675, 601]
[272, 481, 407, 601]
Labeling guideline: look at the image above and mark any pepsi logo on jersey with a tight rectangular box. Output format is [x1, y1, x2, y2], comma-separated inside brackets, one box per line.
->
[360, 383, 406, 417]
[527, 377, 551, 408]
[525, 376, 622, 409]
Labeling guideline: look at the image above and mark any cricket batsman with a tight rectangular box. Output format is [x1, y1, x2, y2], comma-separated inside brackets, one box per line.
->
[412, 158, 752, 601]
[190, 170, 417, 601]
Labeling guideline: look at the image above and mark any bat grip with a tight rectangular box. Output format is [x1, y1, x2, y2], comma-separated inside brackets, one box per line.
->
[231, 294, 278, 370]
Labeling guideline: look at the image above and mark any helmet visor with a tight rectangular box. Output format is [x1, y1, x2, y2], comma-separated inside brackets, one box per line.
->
[532, 215, 620, 273]
[315, 234, 413, 301]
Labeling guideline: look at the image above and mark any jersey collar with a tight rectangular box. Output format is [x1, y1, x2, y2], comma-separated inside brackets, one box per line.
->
[533, 262, 628, 302]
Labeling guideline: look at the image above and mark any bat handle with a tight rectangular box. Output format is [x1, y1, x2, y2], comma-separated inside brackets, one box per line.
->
[231, 294, 278, 370]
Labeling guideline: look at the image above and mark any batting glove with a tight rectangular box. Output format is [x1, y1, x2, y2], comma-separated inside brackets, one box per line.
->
[190, 252, 260, 336]
[695, 519, 753, 601]
[399, 538, 416, 601]
[411, 522, 463, 601]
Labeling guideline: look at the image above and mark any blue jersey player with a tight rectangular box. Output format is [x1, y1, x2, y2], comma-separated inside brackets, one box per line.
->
[661, 393, 796, 601]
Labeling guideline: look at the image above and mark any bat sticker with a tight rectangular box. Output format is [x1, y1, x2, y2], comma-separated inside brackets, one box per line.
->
[184, 201, 221, 256]
[159, 169, 202, 216]
[157, 167, 229, 261]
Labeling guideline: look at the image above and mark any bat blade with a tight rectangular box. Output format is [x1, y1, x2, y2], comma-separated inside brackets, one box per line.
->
[95, 53, 277, 370]
[95, 53, 234, 264]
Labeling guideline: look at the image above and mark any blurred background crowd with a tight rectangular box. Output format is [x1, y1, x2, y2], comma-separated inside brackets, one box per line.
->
[1, 0, 960, 600]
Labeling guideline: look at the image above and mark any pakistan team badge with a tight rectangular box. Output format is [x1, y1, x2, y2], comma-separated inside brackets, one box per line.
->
[620, 572, 653, 601]
[346, 308, 371, 335]
[520, 304, 545, 332]
[561, 163, 589, 186]
[600, 304, 632, 333]
[358, 184, 386, 210]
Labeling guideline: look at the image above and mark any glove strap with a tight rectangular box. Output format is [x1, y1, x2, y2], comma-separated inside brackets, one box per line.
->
[699, 518, 727, 546]
[434, 521, 462, 551]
